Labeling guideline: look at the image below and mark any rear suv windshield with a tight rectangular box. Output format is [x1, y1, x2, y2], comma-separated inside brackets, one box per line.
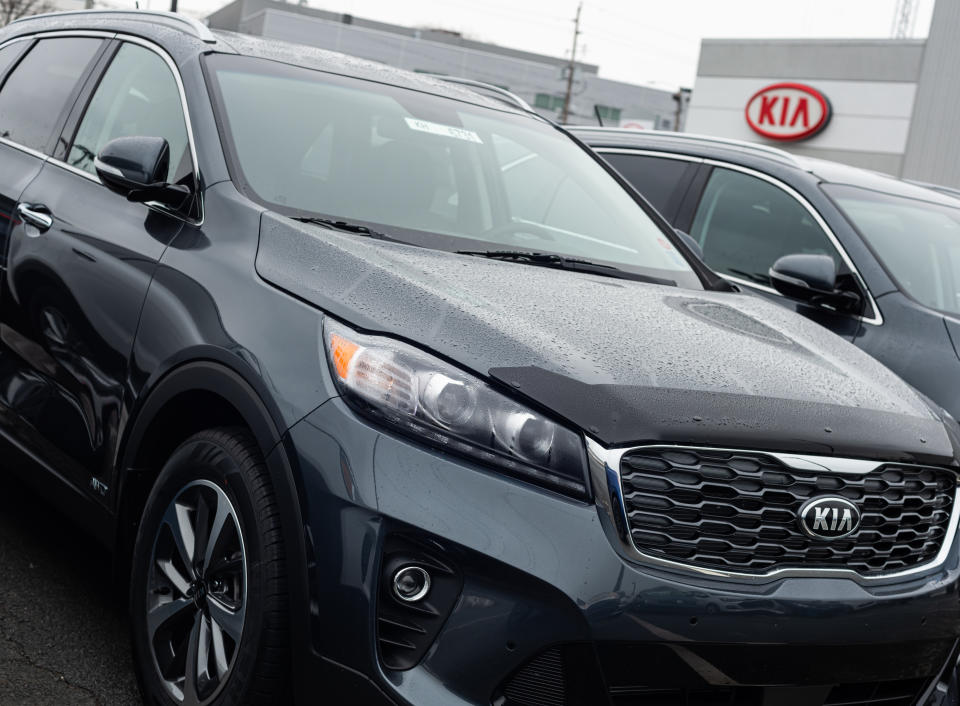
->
[204, 54, 701, 288]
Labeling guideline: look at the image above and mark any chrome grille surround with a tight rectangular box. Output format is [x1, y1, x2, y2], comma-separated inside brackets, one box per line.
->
[587, 439, 960, 584]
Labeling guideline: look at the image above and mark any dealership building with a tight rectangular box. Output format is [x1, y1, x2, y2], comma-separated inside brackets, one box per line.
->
[206, 0, 688, 129]
[686, 0, 960, 187]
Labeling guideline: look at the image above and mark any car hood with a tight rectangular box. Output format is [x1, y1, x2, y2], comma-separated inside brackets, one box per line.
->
[257, 215, 957, 464]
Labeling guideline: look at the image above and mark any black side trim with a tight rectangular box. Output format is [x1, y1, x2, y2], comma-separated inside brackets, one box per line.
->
[376, 534, 462, 671]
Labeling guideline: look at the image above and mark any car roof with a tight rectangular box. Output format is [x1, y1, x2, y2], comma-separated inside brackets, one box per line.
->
[569, 126, 803, 168]
[791, 155, 960, 206]
[210, 30, 523, 113]
[570, 126, 960, 208]
[1, 10, 520, 115]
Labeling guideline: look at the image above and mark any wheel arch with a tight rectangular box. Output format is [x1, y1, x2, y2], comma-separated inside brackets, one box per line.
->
[114, 354, 311, 676]
[117, 355, 288, 481]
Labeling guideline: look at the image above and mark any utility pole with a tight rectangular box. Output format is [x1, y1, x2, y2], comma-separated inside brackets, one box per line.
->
[891, 0, 917, 38]
[559, 1, 582, 124]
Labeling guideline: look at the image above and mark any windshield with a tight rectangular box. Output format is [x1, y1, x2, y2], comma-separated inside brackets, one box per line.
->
[824, 183, 960, 315]
[205, 54, 701, 288]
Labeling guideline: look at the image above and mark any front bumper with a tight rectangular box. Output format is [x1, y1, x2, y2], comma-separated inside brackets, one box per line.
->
[286, 398, 960, 706]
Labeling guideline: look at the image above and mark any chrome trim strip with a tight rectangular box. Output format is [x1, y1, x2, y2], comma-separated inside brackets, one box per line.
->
[426, 74, 534, 113]
[594, 147, 705, 165]
[0, 35, 34, 46]
[1, 29, 114, 39]
[588, 147, 883, 326]
[0, 31, 204, 226]
[11, 10, 217, 43]
[572, 126, 802, 166]
[0, 136, 49, 161]
[51, 158, 98, 182]
[587, 438, 960, 584]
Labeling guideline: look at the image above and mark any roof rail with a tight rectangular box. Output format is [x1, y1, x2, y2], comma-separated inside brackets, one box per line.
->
[10, 9, 217, 44]
[569, 126, 801, 166]
[423, 74, 535, 113]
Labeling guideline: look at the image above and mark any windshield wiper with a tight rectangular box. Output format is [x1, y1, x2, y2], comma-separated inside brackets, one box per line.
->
[293, 217, 400, 242]
[456, 250, 676, 286]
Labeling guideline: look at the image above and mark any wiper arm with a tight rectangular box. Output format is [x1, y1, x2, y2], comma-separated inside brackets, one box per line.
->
[456, 250, 676, 286]
[293, 217, 399, 242]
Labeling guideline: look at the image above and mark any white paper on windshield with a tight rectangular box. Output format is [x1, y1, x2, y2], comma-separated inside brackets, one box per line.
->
[404, 117, 483, 144]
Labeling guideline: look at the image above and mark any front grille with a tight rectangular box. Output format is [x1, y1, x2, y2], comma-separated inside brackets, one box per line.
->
[619, 447, 956, 574]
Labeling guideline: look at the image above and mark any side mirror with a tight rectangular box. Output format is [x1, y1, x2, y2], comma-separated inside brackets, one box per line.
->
[94, 136, 190, 207]
[675, 229, 704, 260]
[769, 253, 861, 313]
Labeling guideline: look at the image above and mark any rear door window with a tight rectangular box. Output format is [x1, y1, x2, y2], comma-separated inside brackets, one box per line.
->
[0, 37, 103, 152]
[600, 152, 696, 221]
[690, 167, 840, 287]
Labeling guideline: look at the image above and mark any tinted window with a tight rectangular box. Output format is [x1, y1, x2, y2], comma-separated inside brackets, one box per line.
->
[0, 38, 102, 152]
[602, 153, 692, 218]
[825, 183, 960, 315]
[69, 43, 190, 184]
[691, 167, 839, 286]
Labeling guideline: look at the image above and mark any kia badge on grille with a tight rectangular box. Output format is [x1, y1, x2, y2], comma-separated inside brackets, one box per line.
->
[799, 497, 862, 540]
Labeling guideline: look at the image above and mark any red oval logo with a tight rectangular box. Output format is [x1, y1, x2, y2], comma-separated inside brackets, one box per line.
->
[745, 83, 832, 142]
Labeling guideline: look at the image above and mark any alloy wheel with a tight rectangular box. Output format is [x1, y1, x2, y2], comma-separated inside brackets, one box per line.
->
[146, 480, 247, 705]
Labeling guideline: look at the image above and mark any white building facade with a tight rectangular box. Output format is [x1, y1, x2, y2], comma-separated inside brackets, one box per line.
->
[686, 0, 960, 186]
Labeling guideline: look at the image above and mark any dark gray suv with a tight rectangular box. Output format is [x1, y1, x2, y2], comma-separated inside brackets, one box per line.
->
[0, 11, 958, 706]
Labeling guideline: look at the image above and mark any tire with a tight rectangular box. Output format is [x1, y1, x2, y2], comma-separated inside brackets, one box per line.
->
[130, 428, 289, 706]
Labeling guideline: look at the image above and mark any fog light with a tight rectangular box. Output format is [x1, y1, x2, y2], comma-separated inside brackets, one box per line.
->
[392, 565, 431, 603]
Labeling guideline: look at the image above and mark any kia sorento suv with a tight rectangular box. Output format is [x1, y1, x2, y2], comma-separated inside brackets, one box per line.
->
[0, 11, 958, 706]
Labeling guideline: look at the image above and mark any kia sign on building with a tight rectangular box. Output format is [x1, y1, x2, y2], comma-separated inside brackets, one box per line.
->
[745, 83, 832, 141]
[684, 38, 941, 178]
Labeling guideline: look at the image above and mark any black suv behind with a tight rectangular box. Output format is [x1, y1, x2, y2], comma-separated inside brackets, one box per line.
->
[0, 12, 959, 706]
[571, 126, 960, 424]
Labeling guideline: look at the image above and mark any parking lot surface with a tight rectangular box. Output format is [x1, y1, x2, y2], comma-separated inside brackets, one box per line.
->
[0, 474, 140, 705]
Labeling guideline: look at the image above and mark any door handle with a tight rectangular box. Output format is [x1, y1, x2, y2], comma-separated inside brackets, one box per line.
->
[16, 203, 53, 232]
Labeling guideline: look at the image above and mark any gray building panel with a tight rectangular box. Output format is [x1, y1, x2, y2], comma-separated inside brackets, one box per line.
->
[207, 0, 683, 128]
[237, 9, 265, 36]
[902, 0, 960, 187]
[208, 0, 599, 74]
[698, 39, 925, 82]
[586, 76, 681, 129]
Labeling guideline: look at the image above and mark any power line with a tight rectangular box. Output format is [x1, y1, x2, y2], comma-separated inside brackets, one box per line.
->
[586, 1, 693, 42]
[578, 23, 697, 59]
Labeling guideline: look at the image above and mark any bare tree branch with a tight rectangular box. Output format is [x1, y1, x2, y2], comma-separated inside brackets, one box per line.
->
[1, 0, 54, 28]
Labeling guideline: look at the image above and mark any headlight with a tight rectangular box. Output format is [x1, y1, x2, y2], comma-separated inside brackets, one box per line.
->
[323, 319, 589, 497]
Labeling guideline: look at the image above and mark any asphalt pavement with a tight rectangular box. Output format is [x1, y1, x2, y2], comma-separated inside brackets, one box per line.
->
[0, 473, 141, 705]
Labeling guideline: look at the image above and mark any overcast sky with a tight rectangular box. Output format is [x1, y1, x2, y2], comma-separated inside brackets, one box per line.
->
[153, 0, 936, 89]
